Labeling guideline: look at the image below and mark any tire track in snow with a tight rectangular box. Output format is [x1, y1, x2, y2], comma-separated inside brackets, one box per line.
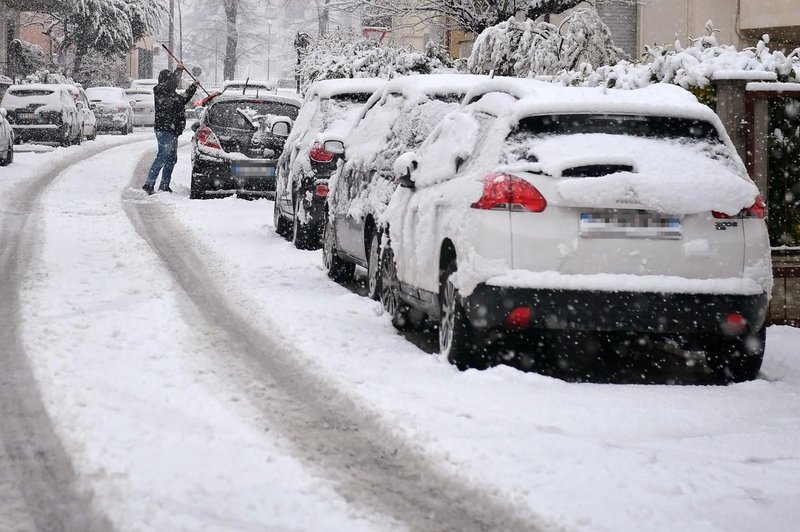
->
[0, 141, 137, 532]
[123, 153, 550, 532]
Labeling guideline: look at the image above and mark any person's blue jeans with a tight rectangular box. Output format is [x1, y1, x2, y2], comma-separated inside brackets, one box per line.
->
[145, 131, 179, 190]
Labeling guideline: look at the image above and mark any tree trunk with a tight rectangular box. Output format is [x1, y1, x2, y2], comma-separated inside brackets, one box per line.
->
[223, 0, 238, 80]
[317, 0, 329, 37]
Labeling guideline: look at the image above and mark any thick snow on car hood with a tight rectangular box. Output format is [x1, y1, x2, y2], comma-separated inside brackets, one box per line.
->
[528, 134, 760, 215]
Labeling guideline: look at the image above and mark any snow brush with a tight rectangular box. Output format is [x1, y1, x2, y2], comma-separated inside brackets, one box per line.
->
[160, 43, 211, 97]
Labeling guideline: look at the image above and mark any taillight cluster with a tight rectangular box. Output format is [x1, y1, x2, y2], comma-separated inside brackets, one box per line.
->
[471, 172, 547, 212]
[712, 195, 766, 219]
[314, 183, 329, 197]
[309, 141, 334, 163]
[197, 126, 222, 150]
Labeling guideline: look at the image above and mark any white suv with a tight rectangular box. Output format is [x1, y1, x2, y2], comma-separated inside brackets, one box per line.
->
[381, 82, 771, 383]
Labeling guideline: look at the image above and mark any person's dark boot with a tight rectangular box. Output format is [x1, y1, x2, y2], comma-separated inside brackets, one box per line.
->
[142, 183, 154, 195]
[159, 186, 173, 193]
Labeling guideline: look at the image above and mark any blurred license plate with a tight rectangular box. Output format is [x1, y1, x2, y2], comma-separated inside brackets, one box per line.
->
[231, 161, 275, 178]
[580, 210, 681, 239]
[18, 112, 34, 119]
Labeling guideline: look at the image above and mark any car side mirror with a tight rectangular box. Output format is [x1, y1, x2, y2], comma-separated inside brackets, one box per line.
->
[194, 106, 204, 118]
[323, 139, 344, 156]
[394, 152, 418, 189]
[271, 120, 290, 137]
[76, 102, 84, 109]
[89, 103, 97, 110]
[191, 121, 201, 132]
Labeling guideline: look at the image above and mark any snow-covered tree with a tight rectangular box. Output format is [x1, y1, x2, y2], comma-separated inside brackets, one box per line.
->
[297, 29, 454, 93]
[551, 23, 800, 91]
[27, 0, 163, 82]
[331, 0, 587, 34]
[467, 8, 625, 77]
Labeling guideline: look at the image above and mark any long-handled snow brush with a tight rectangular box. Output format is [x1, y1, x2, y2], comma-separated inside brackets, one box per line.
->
[160, 43, 211, 97]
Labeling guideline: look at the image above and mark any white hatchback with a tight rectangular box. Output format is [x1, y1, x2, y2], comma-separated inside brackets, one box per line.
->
[381, 83, 771, 383]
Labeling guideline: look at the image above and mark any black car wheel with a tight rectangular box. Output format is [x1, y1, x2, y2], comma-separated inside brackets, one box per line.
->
[273, 200, 291, 238]
[292, 197, 317, 250]
[323, 217, 354, 282]
[367, 231, 382, 301]
[379, 244, 412, 330]
[189, 169, 206, 199]
[439, 260, 487, 370]
[703, 327, 765, 384]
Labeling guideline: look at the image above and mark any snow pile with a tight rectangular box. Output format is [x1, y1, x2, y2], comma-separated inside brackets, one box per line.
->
[468, 9, 626, 77]
[297, 30, 454, 94]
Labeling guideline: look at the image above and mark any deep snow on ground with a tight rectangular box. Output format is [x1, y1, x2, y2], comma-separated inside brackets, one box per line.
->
[4, 137, 800, 531]
[9, 138, 395, 532]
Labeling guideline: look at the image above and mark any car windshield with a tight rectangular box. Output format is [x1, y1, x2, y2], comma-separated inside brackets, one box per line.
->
[502, 114, 725, 166]
[207, 100, 299, 128]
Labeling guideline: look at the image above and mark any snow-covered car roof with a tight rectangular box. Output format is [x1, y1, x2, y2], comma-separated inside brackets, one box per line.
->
[86, 86, 128, 103]
[213, 92, 301, 107]
[306, 78, 387, 100]
[461, 77, 561, 106]
[222, 79, 273, 90]
[381, 74, 491, 98]
[131, 79, 157, 87]
[509, 84, 716, 123]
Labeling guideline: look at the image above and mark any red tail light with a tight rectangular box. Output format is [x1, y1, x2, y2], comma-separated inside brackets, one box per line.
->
[314, 183, 329, 197]
[713, 195, 766, 219]
[471, 172, 547, 212]
[722, 312, 748, 335]
[504, 306, 532, 328]
[197, 126, 221, 150]
[309, 141, 334, 163]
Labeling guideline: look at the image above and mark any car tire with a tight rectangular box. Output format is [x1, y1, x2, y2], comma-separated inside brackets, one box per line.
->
[59, 127, 71, 147]
[379, 243, 412, 330]
[439, 260, 487, 370]
[703, 327, 765, 384]
[292, 197, 316, 250]
[75, 125, 83, 145]
[323, 216, 354, 282]
[273, 201, 291, 238]
[189, 169, 206, 199]
[367, 230, 382, 301]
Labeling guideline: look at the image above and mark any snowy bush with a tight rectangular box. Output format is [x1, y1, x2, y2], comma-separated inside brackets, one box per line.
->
[297, 30, 455, 94]
[467, 9, 626, 77]
[552, 22, 800, 91]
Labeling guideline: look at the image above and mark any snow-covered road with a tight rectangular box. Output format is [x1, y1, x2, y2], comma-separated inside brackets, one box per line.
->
[1, 134, 798, 531]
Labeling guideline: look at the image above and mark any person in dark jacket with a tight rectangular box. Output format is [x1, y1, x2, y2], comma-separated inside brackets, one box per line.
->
[142, 62, 199, 194]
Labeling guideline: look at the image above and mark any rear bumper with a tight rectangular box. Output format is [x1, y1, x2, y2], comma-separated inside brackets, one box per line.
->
[12, 124, 62, 142]
[193, 156, 276, 198]
[463, 285, 769, 335]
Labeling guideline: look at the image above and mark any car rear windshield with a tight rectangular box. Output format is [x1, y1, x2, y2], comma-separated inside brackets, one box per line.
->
[8, 89, 54, 97]
[86, 88, 126, 102]
[515, 114, 721, 141]
[502, 114, 725, 166]
[207, 100, 299, 128]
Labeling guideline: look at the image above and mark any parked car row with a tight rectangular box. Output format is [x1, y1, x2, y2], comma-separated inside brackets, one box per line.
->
[188, 73, 772, 383]
[0, 78, 161, 148]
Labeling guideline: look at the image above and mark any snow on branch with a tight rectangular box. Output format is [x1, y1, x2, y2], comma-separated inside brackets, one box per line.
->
[297, 29, 454, 94]
[467, 9, 626, 77]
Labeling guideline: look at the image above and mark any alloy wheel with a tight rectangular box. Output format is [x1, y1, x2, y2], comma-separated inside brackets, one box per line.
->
[367, 232, 381, 300]
[439, 276, 456, 354]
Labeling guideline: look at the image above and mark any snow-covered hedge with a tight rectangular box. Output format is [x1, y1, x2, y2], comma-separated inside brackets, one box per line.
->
[467, 9, 625, 77]
[297, 30, 455, 94]
[553, 23, 799, 91]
